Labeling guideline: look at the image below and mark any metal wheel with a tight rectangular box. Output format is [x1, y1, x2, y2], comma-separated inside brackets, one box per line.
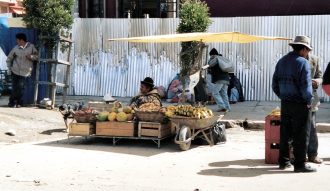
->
[178, 126, 192, 151]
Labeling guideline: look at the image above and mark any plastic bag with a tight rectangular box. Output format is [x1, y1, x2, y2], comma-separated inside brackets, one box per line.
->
[218, 56, 234, 73]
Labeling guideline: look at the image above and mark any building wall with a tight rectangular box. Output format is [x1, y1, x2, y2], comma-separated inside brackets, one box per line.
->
[204, 0, 330, 17]
[70, 16, 330, 101]
[78, 0, 116, 18]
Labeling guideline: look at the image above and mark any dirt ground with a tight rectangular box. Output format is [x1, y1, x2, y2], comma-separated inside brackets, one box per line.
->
[1, 97, 330, 191]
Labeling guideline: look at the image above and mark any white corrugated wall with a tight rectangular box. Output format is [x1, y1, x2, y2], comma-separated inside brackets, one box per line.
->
[0, 49, 7, 70]
[70, 15, 330, 101]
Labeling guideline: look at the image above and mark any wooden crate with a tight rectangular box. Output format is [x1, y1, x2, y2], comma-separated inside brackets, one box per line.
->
[96, 121, 135, 137]
[138, 122, 171, 138]
[68, 123, 95, 136]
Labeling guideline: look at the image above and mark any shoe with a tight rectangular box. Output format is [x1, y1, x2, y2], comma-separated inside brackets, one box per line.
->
[308, 156, 323, 164]
[279, 163, 292, 170]
[294, 164, 317, 173]
[216, 109, 228, 112]
[16, 105, 21, 108]
[8, 103, 15, 108]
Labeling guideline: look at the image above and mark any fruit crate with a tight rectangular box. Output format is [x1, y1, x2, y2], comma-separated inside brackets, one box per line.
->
[96, 121, 135, 137]
[138, 122, 172, 138]
[68, 123, 95, 136]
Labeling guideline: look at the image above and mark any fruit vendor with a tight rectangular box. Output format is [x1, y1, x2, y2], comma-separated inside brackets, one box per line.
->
[129, 77, 162, 110]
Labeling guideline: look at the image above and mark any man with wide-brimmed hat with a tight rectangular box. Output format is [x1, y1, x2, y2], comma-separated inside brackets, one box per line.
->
[129, 77, 162, 110]
[272, 35, 316, 173]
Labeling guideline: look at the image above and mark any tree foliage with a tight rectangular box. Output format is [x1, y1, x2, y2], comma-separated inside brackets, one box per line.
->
[177, 0, 212, 33]
[177, 0, 211, 91]
[22, 0, 74, 37]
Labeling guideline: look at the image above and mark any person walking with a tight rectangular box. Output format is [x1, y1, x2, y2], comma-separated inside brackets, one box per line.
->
[207, 48, 231, 112]
[307, 54, 323, 164]
[272, 35, 316, 173]
[6, 33, 38, 107]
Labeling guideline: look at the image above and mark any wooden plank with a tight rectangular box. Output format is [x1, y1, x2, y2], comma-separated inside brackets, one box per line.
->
[96, 121, 135, 136]
[36, 81, 68, 87]
[139, 122, 171, 138]
[59, 36, 73, 43]
[96, 128, 134, 137]
[141, 129, 158, 137]
[39, 59, 70, 65]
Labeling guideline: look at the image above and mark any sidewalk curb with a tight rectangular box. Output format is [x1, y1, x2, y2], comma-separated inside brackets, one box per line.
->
[220, 120, 330, 133]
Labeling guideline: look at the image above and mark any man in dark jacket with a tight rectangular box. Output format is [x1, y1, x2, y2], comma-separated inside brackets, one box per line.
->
[272, 35, 315, 173]
[207, 48, 230, 112]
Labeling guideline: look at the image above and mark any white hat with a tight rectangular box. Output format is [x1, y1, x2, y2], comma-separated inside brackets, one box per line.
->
[103, 93, 116, 102]
[289, 35, 312, 50]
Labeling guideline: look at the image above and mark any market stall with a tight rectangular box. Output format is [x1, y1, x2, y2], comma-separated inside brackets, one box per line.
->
[62, 32, 290, 150]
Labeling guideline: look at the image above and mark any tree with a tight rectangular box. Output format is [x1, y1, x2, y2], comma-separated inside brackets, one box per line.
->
[22, 0, 74, 99]
[177, 0, 212, 101]
[22, 0, 74, 51]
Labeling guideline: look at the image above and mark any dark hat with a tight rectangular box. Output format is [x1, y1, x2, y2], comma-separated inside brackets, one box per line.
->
[209, 48, 219, 56]
[141, 77, 154, 88]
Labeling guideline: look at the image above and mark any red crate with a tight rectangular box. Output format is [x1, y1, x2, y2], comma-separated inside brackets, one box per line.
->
[265, 140, 280, 164]
[265, 115, 280, 141]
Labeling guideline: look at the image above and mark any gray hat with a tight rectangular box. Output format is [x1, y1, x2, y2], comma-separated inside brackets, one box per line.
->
[289, 35, 312, 50]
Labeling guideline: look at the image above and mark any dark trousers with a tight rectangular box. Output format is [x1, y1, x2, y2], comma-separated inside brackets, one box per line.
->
[279, 102, 311, 168]
[308, 112, 318, 157]
[9, 73, 27, 106]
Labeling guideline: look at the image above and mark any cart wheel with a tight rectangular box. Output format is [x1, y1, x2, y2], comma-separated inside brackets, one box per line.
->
[178, 126, 191, 151]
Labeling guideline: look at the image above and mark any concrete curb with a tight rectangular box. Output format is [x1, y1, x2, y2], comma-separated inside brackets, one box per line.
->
[220, 119, 330, 133]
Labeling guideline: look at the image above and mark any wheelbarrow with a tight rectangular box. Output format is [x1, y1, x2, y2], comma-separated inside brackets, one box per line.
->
[170, 115, 224, 151]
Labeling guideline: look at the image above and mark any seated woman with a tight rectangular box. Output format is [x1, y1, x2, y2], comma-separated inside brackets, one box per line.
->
[167, 79, 183, 103]
[130, 77, 162, 110]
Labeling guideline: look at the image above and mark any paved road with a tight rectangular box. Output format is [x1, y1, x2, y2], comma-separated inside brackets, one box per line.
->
[0, 96, 330, 191]
[0, 129, 330, 191]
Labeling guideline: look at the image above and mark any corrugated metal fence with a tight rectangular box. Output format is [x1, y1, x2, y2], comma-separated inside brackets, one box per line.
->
[68, 15, 330, 101]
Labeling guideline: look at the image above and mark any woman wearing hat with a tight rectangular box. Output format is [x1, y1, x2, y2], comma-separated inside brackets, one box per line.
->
[129, 77, 162, 110]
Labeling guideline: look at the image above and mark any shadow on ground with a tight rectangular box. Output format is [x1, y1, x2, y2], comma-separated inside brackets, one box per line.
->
[40, 129, 67, 135]
[198, 159, 292, 177]
[34, 133, 211, 157]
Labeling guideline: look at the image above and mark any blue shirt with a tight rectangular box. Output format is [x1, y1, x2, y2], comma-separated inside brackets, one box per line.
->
[272, 51, 313, 105]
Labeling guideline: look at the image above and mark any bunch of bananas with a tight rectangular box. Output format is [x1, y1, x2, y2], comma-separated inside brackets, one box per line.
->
[167, 105, 214, 119]
[269, 107, 281, 116]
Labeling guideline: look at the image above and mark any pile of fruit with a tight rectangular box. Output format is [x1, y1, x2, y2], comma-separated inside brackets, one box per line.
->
[138, 103, 161, 112]
[269, 107, 280, 116]
[96, 101, 135, 122]
[73, 107, 96, 116]
[165, 105, 213, 119]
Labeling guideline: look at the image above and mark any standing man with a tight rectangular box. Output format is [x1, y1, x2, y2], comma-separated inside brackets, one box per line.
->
[307, 55, 323, 164]
[207, 48, 231, 112]
[272, 35, 316, 173]
[6, 33, 38, 108]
